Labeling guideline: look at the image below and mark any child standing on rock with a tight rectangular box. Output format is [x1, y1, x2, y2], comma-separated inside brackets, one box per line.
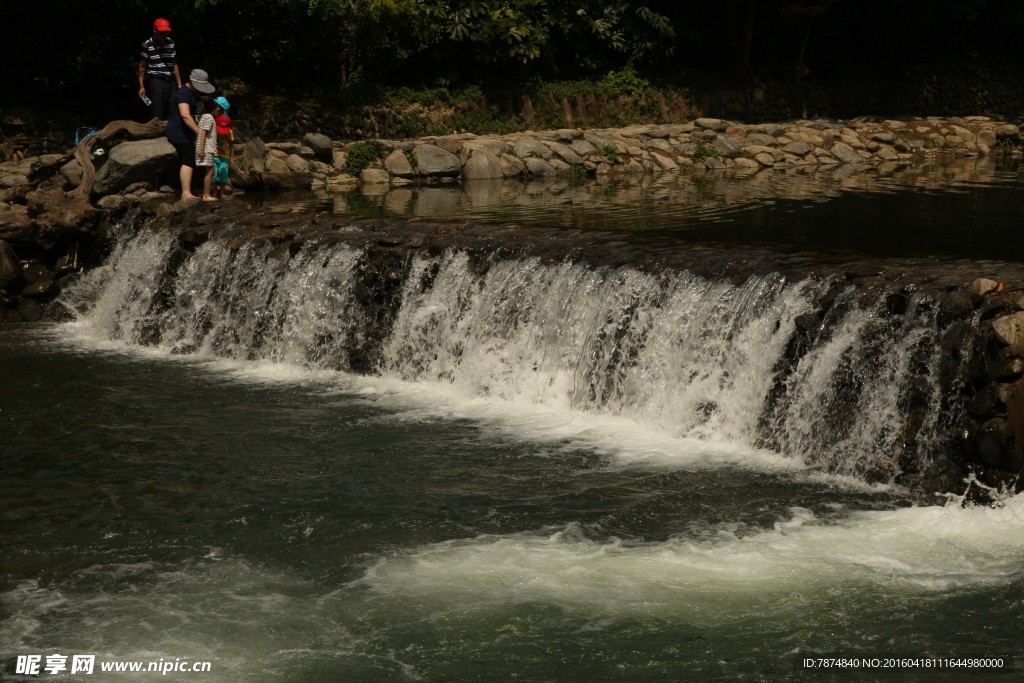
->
[195, 96, 218, 201]
[212, 96, 234, 198]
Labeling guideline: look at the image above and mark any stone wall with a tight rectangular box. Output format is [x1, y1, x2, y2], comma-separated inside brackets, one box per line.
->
[241, 116, 1022, 193]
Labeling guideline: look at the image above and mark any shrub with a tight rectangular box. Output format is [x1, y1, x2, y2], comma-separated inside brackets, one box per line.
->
[693, 142, 720, 160]
[345, 141, 386, 175]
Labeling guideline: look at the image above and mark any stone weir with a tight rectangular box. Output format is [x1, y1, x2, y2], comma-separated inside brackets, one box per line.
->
[66, 203, 1024, 499]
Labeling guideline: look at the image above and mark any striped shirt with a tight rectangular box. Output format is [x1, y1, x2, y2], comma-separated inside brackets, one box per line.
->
[196, 114, 217, 166]
[140, 37, 176, 78]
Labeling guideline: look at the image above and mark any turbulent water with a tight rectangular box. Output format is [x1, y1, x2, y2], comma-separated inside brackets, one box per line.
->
[4, 197, 1024, 680]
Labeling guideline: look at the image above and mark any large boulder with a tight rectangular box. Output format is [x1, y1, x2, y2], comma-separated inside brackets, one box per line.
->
[26, 189, 102, 242]
[242, 137, 268, 173]
[93, 139, 177, 195]
[384, 149, 416, 178]
[830, 142, 863, 164]
[992, 312, 1024, 356]
[0, 205, 32, 244]
[462, 149, 503, 180]
[414, 144, 461, 178]
[524, 157, 556, 177]
[303, 132, 333, 159]
[513, 138, 553, 160]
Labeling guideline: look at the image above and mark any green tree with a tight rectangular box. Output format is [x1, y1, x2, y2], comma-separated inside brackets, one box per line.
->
[422, 0, 674, 72]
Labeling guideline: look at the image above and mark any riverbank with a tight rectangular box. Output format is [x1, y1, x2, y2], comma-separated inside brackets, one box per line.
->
[1, 114, 1022, 325]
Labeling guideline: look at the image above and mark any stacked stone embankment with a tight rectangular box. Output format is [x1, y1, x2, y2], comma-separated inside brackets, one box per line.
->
[267, 116, 1020, 190]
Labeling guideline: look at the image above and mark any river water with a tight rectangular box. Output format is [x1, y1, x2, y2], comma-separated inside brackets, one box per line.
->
[3, 160, 1024, 681]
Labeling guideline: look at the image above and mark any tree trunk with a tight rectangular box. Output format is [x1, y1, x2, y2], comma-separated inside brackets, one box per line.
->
[726, 0, 758, 80]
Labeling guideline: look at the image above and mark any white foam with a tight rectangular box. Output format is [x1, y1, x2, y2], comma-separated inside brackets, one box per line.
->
[362, 496, 1024, 618]
[0, 559, 367, 683]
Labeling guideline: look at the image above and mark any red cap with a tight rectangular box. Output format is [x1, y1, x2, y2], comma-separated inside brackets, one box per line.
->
[154, 18, 172, 32]
[215, 114, 232, 136]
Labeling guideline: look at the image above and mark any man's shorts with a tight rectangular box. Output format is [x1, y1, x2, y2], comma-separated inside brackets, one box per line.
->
[173, 142, 196, 168]
[213, 155, 230, 184]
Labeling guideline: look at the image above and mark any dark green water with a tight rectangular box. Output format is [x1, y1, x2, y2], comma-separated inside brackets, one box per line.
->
[4, 161, 1024, 681]
[300, 157, 1024, 261]
[3, 327, 1023, 681]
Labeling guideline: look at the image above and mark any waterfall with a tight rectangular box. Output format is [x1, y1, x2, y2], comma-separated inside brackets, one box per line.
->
[62, 221, 975, 486]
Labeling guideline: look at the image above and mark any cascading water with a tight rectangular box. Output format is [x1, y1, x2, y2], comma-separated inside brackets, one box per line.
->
[13, 184, 1024, 682]
[62, 218, 973, 486]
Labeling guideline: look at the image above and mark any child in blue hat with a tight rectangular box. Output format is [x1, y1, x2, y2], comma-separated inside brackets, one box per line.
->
[212, 96, 234, 198]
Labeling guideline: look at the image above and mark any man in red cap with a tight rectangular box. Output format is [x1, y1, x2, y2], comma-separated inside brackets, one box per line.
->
[137, 18, 182, 120]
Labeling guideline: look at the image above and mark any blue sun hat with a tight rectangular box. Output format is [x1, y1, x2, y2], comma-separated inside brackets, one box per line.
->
[214, 96, 231, 112]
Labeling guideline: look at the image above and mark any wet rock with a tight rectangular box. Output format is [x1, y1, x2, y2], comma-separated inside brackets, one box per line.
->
[21, 279, 57, 298]
[794, 312, 822, 335]
[938, 291, 973, 325]
[975, 418, 1012, 467]
[180, 229, 209, 246]
[992, 312, 1024, 356]
[993, 356, 1024, 381]
[22, 262, 53, 285]
[886, 292, 909, 315]
[0, 240, 23, 290]
[969, 277, 1000, 304]
[97, 195, 130, 212]
[967, 385, 1002, 418]
[16, 297, 43, 321]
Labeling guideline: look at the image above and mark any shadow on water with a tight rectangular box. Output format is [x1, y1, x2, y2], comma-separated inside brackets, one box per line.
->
[253, 156, 1024, 262]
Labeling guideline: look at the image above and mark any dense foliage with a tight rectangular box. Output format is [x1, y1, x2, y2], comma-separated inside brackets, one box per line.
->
[3, 0, 1022, 111]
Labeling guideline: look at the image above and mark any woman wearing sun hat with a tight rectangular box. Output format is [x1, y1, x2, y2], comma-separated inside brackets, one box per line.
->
[166, 68, 216, 200]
